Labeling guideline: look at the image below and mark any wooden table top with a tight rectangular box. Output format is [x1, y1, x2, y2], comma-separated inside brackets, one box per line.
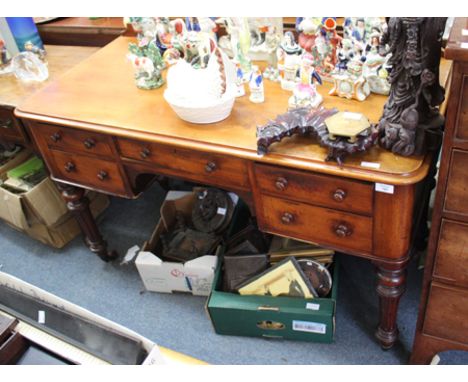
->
[16, 36, 451, 185]
[0, 45, 100, 108]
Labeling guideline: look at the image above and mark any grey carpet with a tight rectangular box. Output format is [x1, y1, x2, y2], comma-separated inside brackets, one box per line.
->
[0, 182, 467, 365]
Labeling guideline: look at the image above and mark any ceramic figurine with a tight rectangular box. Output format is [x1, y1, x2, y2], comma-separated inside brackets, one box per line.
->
[155, 17, 174, 51]
[297, 17, 321, 53]
[261, 24, 282, 82]
[362, 51, 390, 95]
[343, 17, 388, 56]
[0, 39, 12, 74]
[248, 65, 264, 103]
[288, 53, 323, 109]
[235, 64, 246, 97]
[126, 17, 158, 42]
[277, 31, 302, 91]
[128, 39, 164, 89]
[329, 56, 370, 101]
[24, 41, 46, 61]
[219, 18, 252, 75]
[335, 38, 355, 72]
[297, 17, 342, 81]
[127, 53, 163, 89]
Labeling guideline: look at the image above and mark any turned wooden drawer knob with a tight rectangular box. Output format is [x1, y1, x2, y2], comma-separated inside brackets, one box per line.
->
[83, 138, 96, 149]
[0, 119, 13, 129]
[275, 177, 288, 191]
[333, 189, 347, 202]
[50, 132, 62, 142]
[140, 147, 151, 159]
[97, 170, 108, 181]
[205, 161, 217, 173]
[334, 222, 353, 237]
[281, 212, 294, 224]
[64, 161, 75, 172]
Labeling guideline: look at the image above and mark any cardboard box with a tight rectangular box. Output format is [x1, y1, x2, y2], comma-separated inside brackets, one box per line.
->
[20, 192, 109, 248]
[0, 151, 110, 248]
[136, 190, 238, 296]
[0, 148, 32, 176]
[206, 258, 339, 343]
[0, 176, 70, 230]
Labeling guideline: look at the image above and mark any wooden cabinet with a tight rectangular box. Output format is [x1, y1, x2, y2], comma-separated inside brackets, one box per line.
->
[410, 18, 468, 364]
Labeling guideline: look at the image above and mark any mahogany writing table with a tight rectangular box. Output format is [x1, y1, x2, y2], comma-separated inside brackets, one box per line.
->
[15, 36, 447, 349]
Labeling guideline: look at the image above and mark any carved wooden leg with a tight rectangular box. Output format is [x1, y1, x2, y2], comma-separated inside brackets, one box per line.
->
[373, 259, 408, 349]
[57, 183, 117, 262]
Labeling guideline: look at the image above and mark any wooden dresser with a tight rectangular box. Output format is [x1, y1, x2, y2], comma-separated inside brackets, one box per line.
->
[14, 36, 451, 350]
[410, 18, 468, 364]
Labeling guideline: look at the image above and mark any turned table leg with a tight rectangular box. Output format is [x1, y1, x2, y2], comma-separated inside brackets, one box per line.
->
[57, 183, 117, 262]
[372, 259, 408, 349]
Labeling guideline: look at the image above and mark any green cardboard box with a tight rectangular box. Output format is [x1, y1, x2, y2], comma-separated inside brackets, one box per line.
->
[206, 256, 339, 343]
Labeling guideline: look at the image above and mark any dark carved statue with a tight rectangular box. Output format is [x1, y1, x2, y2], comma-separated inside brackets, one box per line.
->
[377, 17, 447, 156]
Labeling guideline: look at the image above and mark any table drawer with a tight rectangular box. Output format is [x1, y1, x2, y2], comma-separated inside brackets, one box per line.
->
[48, 149, 127, 195]
[258, 195, 373, 254]
[0, 107, 24, 141]
[433, 219, 468, 288]
[31, 121, 114, 158]
[254, 163, 373, 215]
[423, 283, 468, 345]
[117, 138, 250, 190]
[444, 150, 468, 216]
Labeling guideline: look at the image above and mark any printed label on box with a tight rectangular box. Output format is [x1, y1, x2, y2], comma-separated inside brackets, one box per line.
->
[292, 320, 326, 334]
[306, 303, 320, 311]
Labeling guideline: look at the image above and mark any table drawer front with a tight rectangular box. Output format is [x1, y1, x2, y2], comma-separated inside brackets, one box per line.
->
[117, 138, 250, 190]
[32, 122, 114, 158]
[454, 74, 468, 142]
[423, 283, 468, 345]
[0, 108, 24, 140]
[433, 219, 468, 288]
[444, 150, 468, 216]
[258, 195, 373, 254]
[49, 149, 127, 195]
[254, 163, 373, 215]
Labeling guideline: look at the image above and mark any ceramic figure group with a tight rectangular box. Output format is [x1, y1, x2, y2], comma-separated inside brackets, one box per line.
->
[297, 17, 342, 81]
[328, 17, 391, 101]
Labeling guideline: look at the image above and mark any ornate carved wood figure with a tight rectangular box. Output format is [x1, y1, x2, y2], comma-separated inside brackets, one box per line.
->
[256, 107, 378, 165]
[378, 17, 447, 156]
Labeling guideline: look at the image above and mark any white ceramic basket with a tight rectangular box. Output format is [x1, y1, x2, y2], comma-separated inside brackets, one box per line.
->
[163, 88, 236, 124]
